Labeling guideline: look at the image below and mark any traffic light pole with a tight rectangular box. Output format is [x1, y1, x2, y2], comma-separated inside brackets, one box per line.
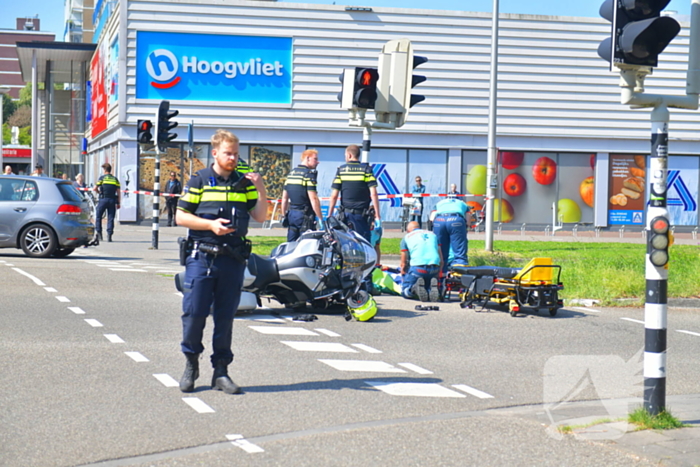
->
[151, 147, 161, 249]
[644, 104, 670, 416]
[361, 125, 372, 163]
[484, 0, 500, 252]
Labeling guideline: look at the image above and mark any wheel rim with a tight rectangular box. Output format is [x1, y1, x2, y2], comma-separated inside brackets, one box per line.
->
[25, 227, 51, 254]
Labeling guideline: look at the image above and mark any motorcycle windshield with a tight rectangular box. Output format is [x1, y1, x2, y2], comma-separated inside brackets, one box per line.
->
[333, 229, 374, 285]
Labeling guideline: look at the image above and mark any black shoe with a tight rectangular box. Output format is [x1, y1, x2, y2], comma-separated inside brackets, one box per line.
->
[179, 353, 200, 393]
[167, 223, 172, 227]
[429, 278, 440, 302]
[414, 277, 429, 302]
[107, 234, 113, 242]
[212, 360, 241, 394]
[97, 232, 103, 241]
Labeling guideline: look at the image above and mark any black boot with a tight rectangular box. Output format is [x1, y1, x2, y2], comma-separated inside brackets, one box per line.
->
[108, 234, 113, 242]
[212, 360, 241, 394]
[179, 353, 200, 393]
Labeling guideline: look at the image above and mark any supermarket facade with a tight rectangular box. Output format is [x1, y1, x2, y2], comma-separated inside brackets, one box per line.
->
[19, 0, 700, 228]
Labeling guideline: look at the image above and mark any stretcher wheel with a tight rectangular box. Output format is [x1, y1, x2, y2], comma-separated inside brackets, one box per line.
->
[549, 307, 558, 317]
[509, 302, 519, 317]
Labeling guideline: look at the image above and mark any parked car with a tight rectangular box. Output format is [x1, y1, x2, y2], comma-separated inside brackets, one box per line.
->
[0, 175, 95, 258]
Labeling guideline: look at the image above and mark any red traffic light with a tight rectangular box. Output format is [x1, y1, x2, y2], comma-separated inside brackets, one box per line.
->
[139, 120, 152, 131]
[651, 217, 669, 234]
[361, 70, 375, 86]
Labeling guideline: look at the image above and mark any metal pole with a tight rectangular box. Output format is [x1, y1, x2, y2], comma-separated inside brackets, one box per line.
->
[0, 87, 6, 171]
[644, 103, 669, 416]
[152, 148, 161, 249]
[361, 124, 372, 163]
[484, 0, 500, 252]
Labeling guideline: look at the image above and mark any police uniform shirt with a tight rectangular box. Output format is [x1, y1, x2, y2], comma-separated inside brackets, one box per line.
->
[237, 159, 253, 174]
[400, 229, 441, 266]
[96, 174, 120, 199]
[331, 161, 377, 210]
[177, 165, 258, 245]
[284, 165, 317, 210]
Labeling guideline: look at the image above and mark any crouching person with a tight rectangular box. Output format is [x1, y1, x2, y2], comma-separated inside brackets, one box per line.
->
[400, 221, 443, 303]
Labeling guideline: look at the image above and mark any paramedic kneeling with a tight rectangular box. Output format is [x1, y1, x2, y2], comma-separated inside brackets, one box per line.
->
[400, 221, 443, 303]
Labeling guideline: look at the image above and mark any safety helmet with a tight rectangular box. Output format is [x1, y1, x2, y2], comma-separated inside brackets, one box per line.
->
[347, 290, 377, 322]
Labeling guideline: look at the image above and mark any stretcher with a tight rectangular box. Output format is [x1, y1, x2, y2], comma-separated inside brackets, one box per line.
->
[448, 257, 564, 317]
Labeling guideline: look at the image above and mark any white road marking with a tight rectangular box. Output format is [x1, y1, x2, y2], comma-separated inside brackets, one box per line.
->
[318, 359, 406, 373]
[109, 269, 148, 272]
[621, 317, 645, 325]
[183, 397, 215, 413]
[4, 264, 14, 267]
[104, 334, 125, 343]
[281, 341, 358, 352]
[249, 326, 319, 336]
[153, 373, 179, 387]
[236, 315, 286, 323]
[12, 268, 45, 286]
[677, 330, 700, 337]
[351, 344, 382, 353]
[226, 434, 265, 453]
[315, 328, 341, 337]
[44, 287, 57, 293]
[367, 381, 466, 398]
[84, 319, 103, 327]
[571, 307, 600, 313]
[56, 296, 70, 303]
[125, 351, 149, 362]
[156, 270, 182, 274]
[452, 384, 495, 399]
[68, 307, 85, 314]
[96, 263, 125, 267]
[398, 363, 434, 375]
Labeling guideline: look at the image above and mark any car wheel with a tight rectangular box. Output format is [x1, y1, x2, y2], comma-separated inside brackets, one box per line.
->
[52, 247, 76, 258]
[20, 224, 57, 258]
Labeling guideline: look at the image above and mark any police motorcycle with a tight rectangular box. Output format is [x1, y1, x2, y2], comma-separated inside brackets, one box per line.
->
[176, 216, 378, 321]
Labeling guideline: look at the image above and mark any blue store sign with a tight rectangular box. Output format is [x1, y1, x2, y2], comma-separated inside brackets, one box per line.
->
[136, 31, 292, 104]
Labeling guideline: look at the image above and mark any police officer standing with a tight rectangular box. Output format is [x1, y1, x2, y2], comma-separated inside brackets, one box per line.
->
[327, 144, 381, 243]
[94, 163, 121, 242]
[165, 172, 182, 227]
[433, 196, 469, 276]
[176, 129, 267, 395]
[280, 149, 323, 242]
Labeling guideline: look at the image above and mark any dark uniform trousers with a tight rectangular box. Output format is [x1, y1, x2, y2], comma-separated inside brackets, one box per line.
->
[433, 213, 469, 274]
[96, 198, 117, 235]
[346, 211, 371, 243]
[287, 209, 310, 242]
[182, 250, 245, 365]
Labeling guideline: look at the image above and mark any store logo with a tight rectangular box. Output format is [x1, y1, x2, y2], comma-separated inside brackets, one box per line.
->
[373, 164, 403, 207]
[146, 49, 180, 89]
[667, 170, 697, 212]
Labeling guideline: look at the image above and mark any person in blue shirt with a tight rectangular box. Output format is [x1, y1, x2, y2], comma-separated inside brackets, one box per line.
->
[410, 176, 426, 228]
[433, 197, 469, 275]
[400, 221, 443, 302]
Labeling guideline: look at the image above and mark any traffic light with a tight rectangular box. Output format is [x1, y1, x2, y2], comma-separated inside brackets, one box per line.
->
[383, 39, 428, 128]
[598, 0, 680, 68]
[137, 119, 153, 145]
[648, 216, 670, 267]
[155, 100, 179, 152]
[353, 67, 379, 109]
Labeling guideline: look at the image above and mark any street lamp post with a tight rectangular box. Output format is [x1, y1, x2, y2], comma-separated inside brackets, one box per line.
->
[0, 86, 11, 172]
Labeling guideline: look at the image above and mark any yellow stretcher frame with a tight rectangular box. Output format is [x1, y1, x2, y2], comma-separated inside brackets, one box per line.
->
[454, 257, 564, 317]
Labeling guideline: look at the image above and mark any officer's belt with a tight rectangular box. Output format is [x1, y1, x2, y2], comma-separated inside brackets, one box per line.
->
[289, 205, 311, 212]
[343, 207, 367, 215]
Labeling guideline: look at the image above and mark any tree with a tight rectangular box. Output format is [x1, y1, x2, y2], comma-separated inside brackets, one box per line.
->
[2, 93, 16, 121]
[18, 83, 32, 108]
[8, 105, 31, 128]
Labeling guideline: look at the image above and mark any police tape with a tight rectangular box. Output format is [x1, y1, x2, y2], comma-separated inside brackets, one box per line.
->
[79, 187, 484, 202]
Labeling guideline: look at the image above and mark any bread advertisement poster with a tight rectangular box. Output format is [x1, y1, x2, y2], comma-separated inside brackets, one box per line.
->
[608, 154, 646, 225]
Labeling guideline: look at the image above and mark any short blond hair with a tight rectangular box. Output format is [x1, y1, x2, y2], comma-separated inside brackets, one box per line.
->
[301, 149, 318, 162]
[346, 144, 360, 160]
[211, 129, 240, 149]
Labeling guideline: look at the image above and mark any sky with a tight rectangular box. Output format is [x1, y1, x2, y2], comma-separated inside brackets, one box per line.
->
[0, 0, 693, 39]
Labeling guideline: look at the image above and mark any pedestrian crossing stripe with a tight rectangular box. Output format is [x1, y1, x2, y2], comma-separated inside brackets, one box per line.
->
[249, 326, 319, 336]
[281, 341, 358, 352]
[366, 381, 467, 398]
[318, 359, 407, 373]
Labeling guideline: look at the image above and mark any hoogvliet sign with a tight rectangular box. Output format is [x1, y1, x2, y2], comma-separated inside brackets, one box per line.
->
[136, 31, 292, 104]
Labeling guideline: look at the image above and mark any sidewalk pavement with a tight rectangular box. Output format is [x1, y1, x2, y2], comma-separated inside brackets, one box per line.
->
[493, 394, 700, 466]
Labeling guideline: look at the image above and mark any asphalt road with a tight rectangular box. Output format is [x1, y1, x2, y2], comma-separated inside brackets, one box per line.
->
[1, 226, 698, 466]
